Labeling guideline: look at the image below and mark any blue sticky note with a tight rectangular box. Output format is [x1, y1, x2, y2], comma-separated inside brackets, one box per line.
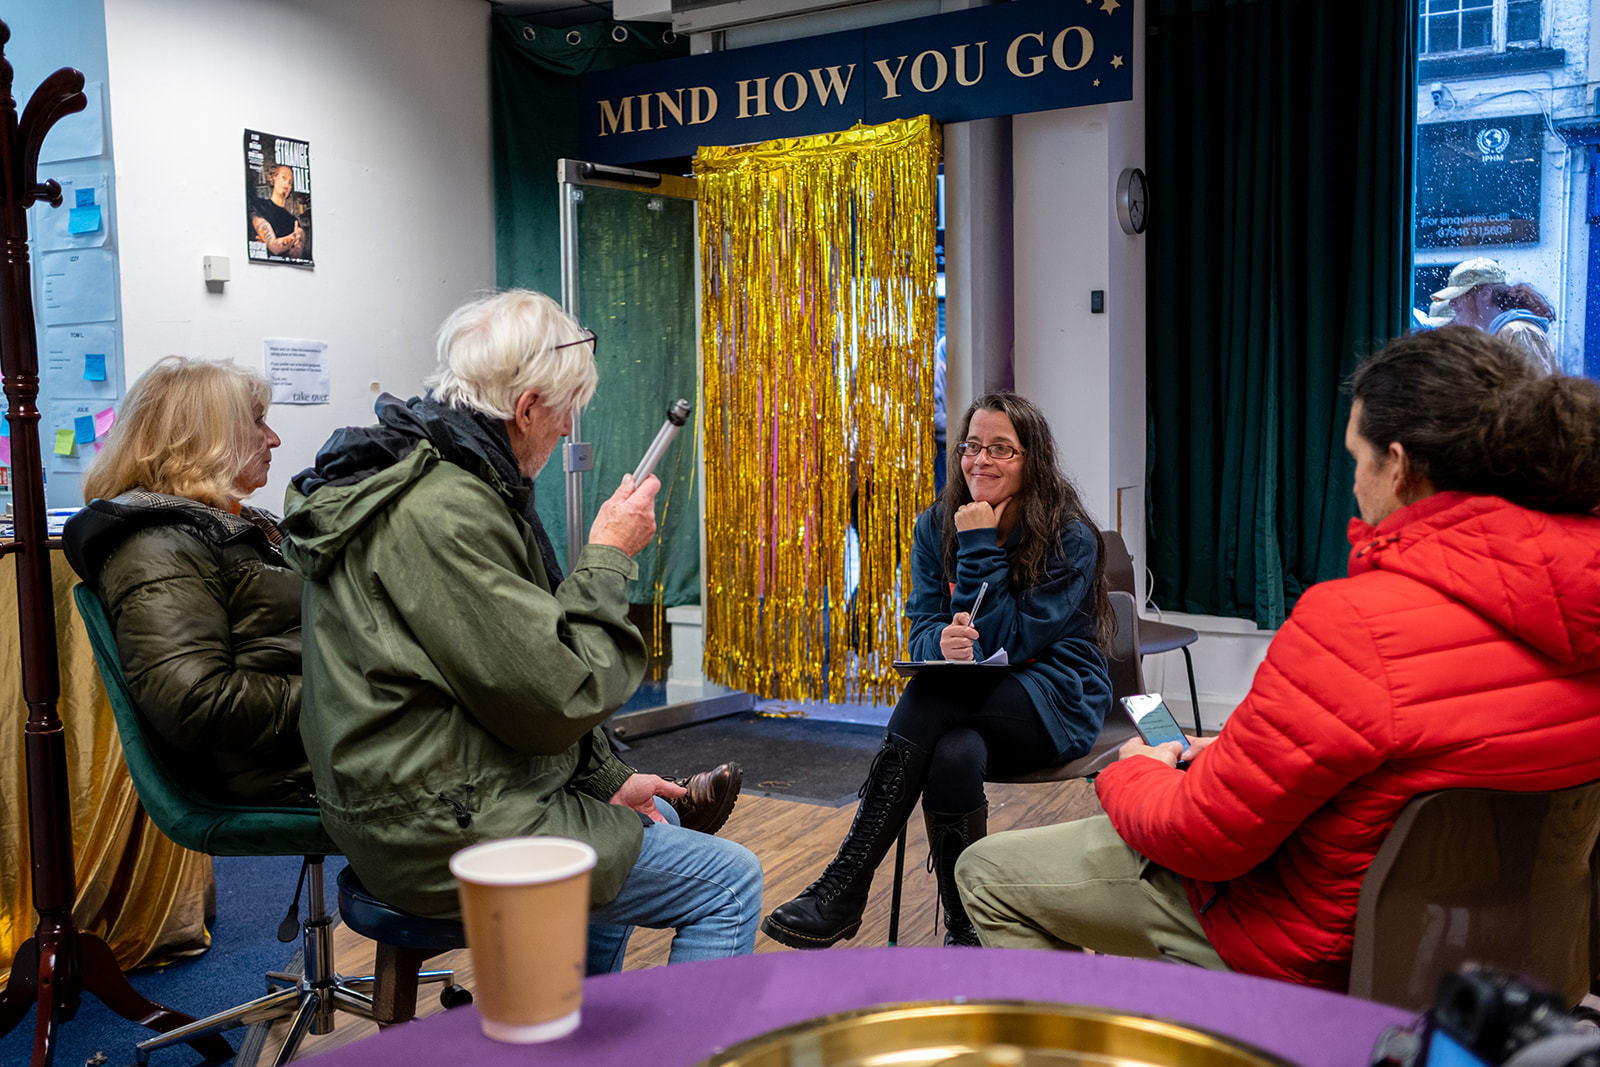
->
[68, 205, 101, 234]
[75, 414, 95, 444]
[75, 187, 94, 207]
[83, 353, 106, 381]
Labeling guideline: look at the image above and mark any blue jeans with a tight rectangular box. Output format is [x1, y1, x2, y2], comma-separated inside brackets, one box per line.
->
[585, 800, 762, 974]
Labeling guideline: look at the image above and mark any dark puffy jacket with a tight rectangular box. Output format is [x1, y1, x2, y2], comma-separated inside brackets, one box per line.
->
[63, 491, 314, 806]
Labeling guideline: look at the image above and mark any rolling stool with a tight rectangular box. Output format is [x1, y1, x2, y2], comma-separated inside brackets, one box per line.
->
[336, 866, 474, 1025]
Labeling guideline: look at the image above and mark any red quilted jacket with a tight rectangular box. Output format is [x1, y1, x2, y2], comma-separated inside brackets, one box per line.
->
[1096, 491, 1600, 989]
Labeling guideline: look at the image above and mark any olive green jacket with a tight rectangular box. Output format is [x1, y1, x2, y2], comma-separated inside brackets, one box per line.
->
[280, 442, 647, 918]
[62, 492, 313, 805]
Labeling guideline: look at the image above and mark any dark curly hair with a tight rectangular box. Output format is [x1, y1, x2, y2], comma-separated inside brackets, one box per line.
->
[1350, 325, 1600, 514]
[939, 392, 1113, 650]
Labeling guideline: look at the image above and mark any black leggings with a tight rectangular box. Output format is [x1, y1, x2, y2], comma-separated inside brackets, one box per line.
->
[886, 671, 1064, 813]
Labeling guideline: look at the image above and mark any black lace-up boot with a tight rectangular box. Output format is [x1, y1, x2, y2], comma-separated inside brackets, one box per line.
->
[761, 734, 931, 949]
[924, 802, 987, 946]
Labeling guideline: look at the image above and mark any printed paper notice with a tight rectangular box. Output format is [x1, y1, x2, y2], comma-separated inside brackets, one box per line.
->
[33, 172, 110, 251]
[40, 81, 105, 163]
[264, 338, 330, 405]
[40, 249, 116, 325]
[43, 324, 118, 400]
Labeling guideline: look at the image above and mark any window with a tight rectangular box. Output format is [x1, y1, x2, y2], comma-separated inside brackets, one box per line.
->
[1419, 0, 1541, 55]
[1410, 0, 1590, 379]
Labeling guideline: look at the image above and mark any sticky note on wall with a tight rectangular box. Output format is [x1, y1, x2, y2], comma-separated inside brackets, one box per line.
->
[84, 353, 106, 381]
[0, 435, 10, 467]
[55, 428, 75, 456]
[67, 206, 101, 234]
[75, 415, 95, 444]
[94, 407, 115, 436]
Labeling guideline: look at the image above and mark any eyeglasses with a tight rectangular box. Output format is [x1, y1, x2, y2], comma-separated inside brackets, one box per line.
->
[956, 441, 1024, 460]
[552, 330, 597, 355]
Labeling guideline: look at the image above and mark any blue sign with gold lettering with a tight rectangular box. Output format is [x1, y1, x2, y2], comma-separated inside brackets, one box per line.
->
[579, 0, 1134, 164]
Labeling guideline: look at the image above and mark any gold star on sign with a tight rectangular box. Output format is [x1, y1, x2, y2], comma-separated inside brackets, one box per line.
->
[1110, 54, 1124, 68]
[1093, 78, 1101, 87]
[1101, 0, 1121, 12]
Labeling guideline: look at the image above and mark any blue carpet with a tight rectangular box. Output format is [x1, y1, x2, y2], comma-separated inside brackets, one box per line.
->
[0, 853, 346, 1067]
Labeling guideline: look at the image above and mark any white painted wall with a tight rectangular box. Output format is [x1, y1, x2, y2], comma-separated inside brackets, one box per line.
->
[1011, 3, 1148, 600]
[102, 0, 496, 512]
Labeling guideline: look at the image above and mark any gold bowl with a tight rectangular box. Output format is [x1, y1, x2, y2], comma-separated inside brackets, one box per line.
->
[701, 999, 1296, 1067]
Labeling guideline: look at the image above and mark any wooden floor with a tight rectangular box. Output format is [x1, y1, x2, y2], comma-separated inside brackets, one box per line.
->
[268, 779, 1103, 1062]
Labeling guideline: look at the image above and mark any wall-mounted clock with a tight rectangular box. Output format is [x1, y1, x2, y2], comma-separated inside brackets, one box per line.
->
[1116, 167, 1148, 235]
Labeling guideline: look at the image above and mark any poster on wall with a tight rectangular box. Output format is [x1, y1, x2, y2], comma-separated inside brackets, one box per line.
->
[244, 129, 314, 267]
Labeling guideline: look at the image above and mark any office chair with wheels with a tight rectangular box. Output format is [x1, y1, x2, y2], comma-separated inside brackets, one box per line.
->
[335, 865, 472, 1025]
[1100, 529, 1203, 736]
[74, 583, 390, 1064]
[1349, 780, 1600, 1011]
[885, 590, 1146, 944]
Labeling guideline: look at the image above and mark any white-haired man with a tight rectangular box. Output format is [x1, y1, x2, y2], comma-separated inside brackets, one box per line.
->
[281, 288, 761, 971]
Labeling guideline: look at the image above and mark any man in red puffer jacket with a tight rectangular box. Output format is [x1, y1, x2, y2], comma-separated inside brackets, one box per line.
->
[956, 326, 1600, 991]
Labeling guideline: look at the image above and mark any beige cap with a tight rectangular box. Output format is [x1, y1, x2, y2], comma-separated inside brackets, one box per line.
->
[1431, 257, 1505, 301]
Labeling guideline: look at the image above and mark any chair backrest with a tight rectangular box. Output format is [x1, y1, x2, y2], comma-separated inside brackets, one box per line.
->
[1105, 589, 1144, 704]
[1099, 528, 1137, 599]
[72, 583, 336, 858]
[987, 590, 1143, 784]
[1349, 780, 1600, 1010]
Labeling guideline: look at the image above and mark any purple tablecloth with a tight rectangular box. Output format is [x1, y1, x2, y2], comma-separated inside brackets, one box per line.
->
[300, 948, 1413, 1065]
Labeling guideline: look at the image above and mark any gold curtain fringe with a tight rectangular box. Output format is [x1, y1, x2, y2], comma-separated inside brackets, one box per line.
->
[695, 115, 941, 705]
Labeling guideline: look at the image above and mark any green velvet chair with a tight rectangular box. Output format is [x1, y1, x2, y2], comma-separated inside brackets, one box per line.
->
[74, 582, 383, 1065]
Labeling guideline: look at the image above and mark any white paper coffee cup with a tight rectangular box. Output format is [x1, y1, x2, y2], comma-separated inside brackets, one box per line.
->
[449, 836, 597, 1044]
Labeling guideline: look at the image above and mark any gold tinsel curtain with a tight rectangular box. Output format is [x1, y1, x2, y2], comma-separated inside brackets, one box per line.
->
[695, 115, 941, 705]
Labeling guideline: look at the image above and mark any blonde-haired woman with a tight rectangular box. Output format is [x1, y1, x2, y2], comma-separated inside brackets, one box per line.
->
[63, 356, 313, 805]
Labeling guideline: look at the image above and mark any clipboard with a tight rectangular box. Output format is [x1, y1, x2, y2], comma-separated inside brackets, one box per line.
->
[892, 659, 1012, 678]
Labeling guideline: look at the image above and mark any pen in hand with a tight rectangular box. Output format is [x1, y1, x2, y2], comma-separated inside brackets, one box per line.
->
[966, 581, 989, 628]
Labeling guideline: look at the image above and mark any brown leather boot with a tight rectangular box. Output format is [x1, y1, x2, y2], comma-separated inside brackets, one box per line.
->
[669, 762, 743, 834]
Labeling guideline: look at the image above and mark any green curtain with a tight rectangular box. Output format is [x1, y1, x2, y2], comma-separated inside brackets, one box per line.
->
[1145, 0, 1416, 629]
[570, 185, 700, 606]
[491, 15, 699, 605]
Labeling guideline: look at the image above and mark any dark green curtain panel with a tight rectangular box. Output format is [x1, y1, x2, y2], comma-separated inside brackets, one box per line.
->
[569, 185, 701, 607]
[491, 15, 699, 605]
[491, 15, 686, 296]
[1145, 0, 1416, 629]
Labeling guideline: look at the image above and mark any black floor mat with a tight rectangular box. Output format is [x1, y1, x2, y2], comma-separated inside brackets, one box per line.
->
[620, 712, 885, 806]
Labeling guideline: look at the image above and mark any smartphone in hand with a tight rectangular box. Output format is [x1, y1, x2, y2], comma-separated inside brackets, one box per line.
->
[1120, 693, 1192, 767]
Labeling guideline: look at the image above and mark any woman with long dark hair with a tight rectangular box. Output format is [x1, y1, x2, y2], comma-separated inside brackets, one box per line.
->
[763, 392, 1113, 948]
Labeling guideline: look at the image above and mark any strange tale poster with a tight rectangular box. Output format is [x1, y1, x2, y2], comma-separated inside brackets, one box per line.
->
[244, 129, 313, 267]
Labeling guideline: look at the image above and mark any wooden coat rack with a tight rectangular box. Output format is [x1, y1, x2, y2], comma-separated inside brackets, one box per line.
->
[0, 21, 230, 1065]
